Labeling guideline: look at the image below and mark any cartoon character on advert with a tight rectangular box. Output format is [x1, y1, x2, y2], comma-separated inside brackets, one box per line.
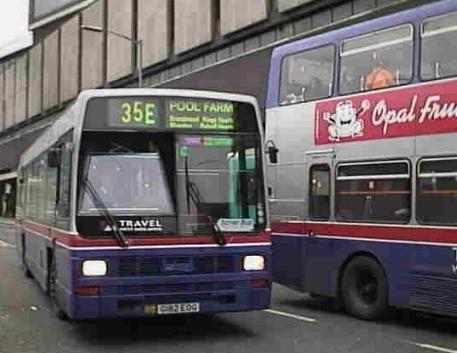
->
[323, 100, 369, 141]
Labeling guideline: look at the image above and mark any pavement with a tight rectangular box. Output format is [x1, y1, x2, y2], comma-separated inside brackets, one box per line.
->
[1, 225, 457, 353]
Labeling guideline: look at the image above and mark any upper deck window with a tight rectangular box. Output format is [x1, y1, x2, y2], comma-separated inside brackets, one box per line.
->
[340, 24, 413, 95]
[421, 11, 457, 81]
[279, 45, 335, 106]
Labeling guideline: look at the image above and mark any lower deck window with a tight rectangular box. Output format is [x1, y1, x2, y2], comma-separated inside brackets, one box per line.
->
[417, 158, 457, 225]
[309, 165, 330, 220]
[335, 161, 410, 223]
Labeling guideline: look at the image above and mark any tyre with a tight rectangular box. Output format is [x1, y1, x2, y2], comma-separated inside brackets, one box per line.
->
[341, 256, 388, 320]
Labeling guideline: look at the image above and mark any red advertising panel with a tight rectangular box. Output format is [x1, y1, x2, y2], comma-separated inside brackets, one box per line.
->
[315, 79, 457, 145]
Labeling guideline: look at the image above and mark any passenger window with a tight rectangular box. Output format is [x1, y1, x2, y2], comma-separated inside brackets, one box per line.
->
[421, 12, 457, 81]
[340, 24, 413, 95]
[309, 165, 330, 220]
[279, 45, 335, 105]
[335, 161, 410, 223]
[417, 158, 457, 225]
[56, 132, 73, 230]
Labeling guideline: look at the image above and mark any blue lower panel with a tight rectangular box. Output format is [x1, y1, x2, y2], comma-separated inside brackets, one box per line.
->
[65, 245, 271, 319]
[71, 287, 270, 319]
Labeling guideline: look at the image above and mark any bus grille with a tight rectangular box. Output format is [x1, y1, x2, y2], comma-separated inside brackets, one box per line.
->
[106, 281, 238, 295]
[409, 273, 457, 316]
[117, 255, 236, 277]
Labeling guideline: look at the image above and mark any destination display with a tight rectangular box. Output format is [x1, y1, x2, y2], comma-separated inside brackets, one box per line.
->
[166, 99, 235, 130]
[84, 96, 248, 131]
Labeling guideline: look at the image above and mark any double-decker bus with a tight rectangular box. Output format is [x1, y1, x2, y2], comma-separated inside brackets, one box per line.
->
[265, 0, 457, 320]
[16, 88, 271, 320]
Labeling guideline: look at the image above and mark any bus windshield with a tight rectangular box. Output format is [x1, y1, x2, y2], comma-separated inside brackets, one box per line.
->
[79, 153, 174, 215]
[76, 131, 265, 237]
[176, 134, 263, 234]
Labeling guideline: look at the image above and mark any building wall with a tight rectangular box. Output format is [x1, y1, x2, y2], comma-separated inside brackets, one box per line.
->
[106, 0, 133, 82]
[4, 61, 15, 130]
[0, 64, 4, 132]
[220, 0, 268, 35]
[138, 0, 170, 67]
[42, 30, 59, 110]
[174, 0, 213, 55]
[81, 0, 104, 89]
[60, 15, 80, 102]
[28, 43, 43, 118]
[14, 54, 28, 124]
[0, 0, 429, 172]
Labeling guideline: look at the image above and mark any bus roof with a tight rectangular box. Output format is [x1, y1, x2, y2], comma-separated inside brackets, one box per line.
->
[267, 0, 457, 108]
[19, 88, 261, 167]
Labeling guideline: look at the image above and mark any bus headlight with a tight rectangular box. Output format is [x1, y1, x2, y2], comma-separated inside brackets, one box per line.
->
[243, 255, 265, 271]
[82, 260, 108, 277]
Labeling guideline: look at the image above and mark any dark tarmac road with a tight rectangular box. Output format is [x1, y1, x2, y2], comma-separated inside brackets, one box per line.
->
[1, 223, 457, 353]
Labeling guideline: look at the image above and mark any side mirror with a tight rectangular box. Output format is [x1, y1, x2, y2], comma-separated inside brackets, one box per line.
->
[48, 149, 62, 168]
[265, 140, 279, 164]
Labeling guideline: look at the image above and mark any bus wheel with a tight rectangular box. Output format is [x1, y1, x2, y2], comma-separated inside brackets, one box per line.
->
[48, 252, 68, 321]
[341, 256, 388, 320]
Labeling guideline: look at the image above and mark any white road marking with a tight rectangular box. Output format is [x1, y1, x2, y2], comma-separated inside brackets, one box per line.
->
[0, 240, 15, 249]
[263, 308, 317, 323]
[407, 341, 457, 353]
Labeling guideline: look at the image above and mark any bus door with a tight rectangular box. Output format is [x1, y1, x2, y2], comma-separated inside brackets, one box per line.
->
[303, 151, 334, 295]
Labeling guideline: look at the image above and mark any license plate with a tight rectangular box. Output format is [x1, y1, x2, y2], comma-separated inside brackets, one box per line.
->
[156, 302, 200, 315]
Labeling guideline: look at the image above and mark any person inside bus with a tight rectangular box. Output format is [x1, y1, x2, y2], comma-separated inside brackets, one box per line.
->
[365, 51, 395, 90]
[306, 76, 327, 100]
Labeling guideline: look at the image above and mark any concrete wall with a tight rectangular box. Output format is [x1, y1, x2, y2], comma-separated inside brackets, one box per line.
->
[43, 30, 59, 110]
[174, 0, 213, 54]
[0, 0, 411, 147]
[28, 43, 43, 118]
[0, 65, 4, 131]
[107, 0, 133, 82]
[14, 54, 28, 124]
[221, 0, 268, 35]
[81, 0, 104, 89]
[60, 15, 80, 103]
[4, 61, 15, 129]
[278, 0, 317, 12]
[138, 0, 170, 67]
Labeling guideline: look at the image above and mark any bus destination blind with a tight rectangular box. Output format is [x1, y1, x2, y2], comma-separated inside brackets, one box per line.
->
[94, 97, 237, 131]
[166, 99, 235, 130]
[109, 99, 159, 128]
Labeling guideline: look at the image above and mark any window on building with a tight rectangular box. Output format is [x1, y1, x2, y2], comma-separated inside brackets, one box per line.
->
[279, 45, 335, 105]
[417, 157, 457, 225]
[309, 165, 330, 220]
[340, 24, 413, 94]
[335, 161, 411, 223]
[421, 12, 457, 81]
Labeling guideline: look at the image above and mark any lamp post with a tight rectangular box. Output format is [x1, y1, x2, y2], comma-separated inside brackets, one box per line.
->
[81, 25, 143, 88]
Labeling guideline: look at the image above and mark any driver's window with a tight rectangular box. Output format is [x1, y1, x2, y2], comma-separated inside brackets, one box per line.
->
[279, 45, 335, 105]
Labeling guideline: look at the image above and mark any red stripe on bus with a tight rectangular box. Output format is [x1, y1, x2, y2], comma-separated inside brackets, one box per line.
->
[272, 221, 457, 244]
[21, 220, 270, 247]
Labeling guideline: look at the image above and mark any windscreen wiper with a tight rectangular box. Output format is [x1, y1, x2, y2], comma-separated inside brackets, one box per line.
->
[82, 178, 129, 248]
[208, 216, 226, 246]
[184, 156, 225, 246]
